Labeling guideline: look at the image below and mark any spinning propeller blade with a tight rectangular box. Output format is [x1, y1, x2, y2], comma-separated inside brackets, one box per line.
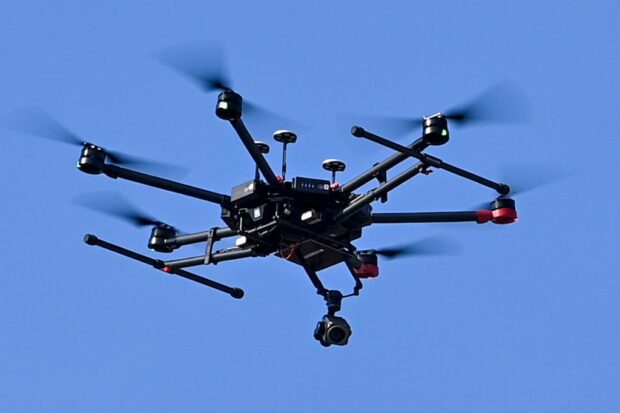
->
[3, 107, 188, 177]
[442, 82, 530, 126]
[371, 236, 462, 260]
[498, 162, 568, 197]
[156, 42, 232, 92]
[3, 106, 84, 146]
[155, 42, 299, 130]
[347, 82, 530, 137]
[74, 191, 167, 228]
[103, 150, 188, 177]
[470, 163, 569, 211]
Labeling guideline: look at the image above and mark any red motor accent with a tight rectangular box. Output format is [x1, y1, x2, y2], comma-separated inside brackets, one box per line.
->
[492, 207, 518, 224]
[330, 182, 341, 190]
[476, 210, 494, 223]
[162, 266, 173, 273]
[354, 263, 379, 279]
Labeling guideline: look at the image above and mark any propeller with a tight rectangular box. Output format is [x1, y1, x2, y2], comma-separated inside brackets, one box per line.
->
[470, 162, 569, 210]
[440, 82, 530, 126]
[73, 191, 170, 228]
[346, 82, 530, 137]
[366, 236, 462, 260]
[497, 162, 568, 198]
[156, 42, 233, 93]
[4, 106, 84, 146]
[3, 106, 188, 177]
[155, 42, 299, 130]
[74, 191, 215, 252]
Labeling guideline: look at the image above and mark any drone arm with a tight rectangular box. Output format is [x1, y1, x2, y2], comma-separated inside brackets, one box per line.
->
[424, 154, 510, 194]
[341, 136, 429, 193]
[164, 227, 237, 248]
[351, 127, 510, 195]
[163, 248, 259, 269]
[334, 162, 427, 222]
[371, 211, 490, 224]
[101, 164, 231, 207]
[82, 234, 244, 299]
[229, 118, 279, 185]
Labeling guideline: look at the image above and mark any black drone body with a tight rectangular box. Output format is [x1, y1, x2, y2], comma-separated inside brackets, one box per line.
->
[6, 47, 532, 347]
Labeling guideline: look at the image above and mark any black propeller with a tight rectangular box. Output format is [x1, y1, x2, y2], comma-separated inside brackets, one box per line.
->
[441, 82, 530, 126]
[367, 236, 462, 260]
[156, 42, 299, 130]
[347, 82, 530, 137]
[3, 106, 188, 177]
[74, 191, 170, 228]
[4, 106, 84, 146]
[156, 42, 233, 93]
[471, 162, 569, 210]
[497, 162, 568, 198]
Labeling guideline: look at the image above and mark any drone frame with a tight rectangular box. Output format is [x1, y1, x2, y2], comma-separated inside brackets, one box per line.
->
[82, 96, 516, 309]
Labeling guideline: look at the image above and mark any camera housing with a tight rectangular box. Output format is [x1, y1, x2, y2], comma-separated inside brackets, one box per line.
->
[314, 314, 352, 347]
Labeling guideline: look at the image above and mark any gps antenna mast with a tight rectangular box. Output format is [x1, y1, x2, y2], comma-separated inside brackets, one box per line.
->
[322, 159, 346, 186]
[273, 130, 297, 180]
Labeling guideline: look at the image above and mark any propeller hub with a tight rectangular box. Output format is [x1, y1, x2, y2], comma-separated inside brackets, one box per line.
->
[216, 91, 243, 120]
[491, 197, 517, 224]
[77, 143, 105, 175]
[356, 250, 378, 264]
[148, 224, 177, 253]
[423, 114, 450, 146]
[354, 251, 379, 278]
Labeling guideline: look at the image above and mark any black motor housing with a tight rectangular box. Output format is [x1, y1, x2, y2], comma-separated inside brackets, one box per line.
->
[148, 224, 177, 253]
[423, 115, 449, 146]
[216, 91, 243, 120]
[77, 144, 106, 175]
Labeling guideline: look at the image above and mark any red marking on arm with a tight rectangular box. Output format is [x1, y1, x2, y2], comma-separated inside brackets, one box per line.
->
[476, 210, 494, 223]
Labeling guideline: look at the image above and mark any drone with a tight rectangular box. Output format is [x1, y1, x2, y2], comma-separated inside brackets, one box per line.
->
[6, 46, 532, 347]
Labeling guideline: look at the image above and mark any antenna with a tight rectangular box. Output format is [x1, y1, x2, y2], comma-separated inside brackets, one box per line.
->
[322, 159, 346, 186]
[273, 130, 297, 180]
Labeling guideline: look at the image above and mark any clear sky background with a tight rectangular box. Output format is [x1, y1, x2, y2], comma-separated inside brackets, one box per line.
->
[1, 1, 618, 412]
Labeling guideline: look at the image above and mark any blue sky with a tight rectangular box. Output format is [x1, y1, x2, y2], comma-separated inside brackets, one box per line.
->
[1, 1, 618, 412]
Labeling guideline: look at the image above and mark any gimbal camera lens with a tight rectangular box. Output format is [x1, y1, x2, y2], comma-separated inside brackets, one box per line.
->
[314, 314, 352, 347]
[327, 325, 347, 343]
